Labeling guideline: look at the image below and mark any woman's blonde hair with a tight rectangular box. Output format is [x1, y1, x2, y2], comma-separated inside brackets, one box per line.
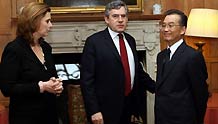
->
[17, 2, 51, 44]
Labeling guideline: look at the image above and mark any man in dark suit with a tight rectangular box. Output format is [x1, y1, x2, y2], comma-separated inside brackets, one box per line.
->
[155, 9, 209, 124]
[80, 1, 155, 124]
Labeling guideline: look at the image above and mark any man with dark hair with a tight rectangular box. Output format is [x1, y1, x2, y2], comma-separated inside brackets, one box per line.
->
[80, 1, 155, 124]
[155, 9, 209, 124]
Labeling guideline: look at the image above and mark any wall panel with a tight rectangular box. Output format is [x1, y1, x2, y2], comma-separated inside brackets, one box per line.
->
[0, 0, 11, 33]
[161, 0, 185, 12]
[205, 0, 218, 9]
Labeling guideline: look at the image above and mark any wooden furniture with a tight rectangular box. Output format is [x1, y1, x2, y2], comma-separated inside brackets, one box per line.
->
[204, 93, 218, 124]
[67, 84, 87, 124]
[0, 104, 8, 124]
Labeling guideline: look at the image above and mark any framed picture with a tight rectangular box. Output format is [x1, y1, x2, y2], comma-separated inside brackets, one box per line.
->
[37, 0, 143, 13]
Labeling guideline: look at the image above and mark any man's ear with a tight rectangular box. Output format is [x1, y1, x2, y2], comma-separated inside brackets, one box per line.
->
[181, 26, 186, 35]
[104, 16, 109, 24]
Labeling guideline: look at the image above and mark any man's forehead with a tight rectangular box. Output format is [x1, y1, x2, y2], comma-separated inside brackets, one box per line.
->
[164, 15, 180, 22]
[109, 7, 125, 14]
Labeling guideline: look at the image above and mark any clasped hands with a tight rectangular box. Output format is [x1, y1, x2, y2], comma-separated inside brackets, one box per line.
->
[38, 77, 63, 95]
[91, 112, 104, 124]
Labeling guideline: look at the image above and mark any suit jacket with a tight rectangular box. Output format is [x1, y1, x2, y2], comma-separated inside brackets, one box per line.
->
[0, 36, 59, 124]
[81, 28, 155, 124]
[155, 41, 208, 124]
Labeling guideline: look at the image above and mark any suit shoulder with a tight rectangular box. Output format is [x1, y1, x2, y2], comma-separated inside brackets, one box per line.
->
[182, 44, 205, 64]
[157, 48, 166, 56]
[186, 45, 196, 51]
[185, 45, 200, 55]
[124, 32, 135, 39]
[87, 30, 105, 39]
[1, 37, 25, 62]
[3, 37, 24, 51]
[85, 30, 108, 46]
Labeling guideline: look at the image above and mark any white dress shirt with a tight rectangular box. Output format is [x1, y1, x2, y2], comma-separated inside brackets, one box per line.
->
[108, 27, 135, 88]
[168, 39, 184, 60]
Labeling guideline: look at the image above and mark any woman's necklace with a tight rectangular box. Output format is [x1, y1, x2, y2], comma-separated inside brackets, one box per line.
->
[31, 45, 47, 70]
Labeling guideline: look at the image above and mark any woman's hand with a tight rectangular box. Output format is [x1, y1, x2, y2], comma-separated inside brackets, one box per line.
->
[52, 78, 64, 95]
[38, 77, 64, 95]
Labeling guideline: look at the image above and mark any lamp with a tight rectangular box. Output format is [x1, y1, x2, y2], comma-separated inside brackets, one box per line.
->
[185, 8, 218, 52]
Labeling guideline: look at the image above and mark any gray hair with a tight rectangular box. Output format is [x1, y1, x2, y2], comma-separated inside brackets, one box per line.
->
[104, 0, 128, 17]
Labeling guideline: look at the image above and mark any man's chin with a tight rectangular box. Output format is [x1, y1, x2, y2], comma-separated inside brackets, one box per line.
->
[117, 29, 125, 33]
[163, 37, 171, 41]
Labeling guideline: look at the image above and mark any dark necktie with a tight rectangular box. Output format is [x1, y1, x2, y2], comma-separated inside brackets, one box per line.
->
[162, 48, 171, 76]
[166, 48, 171, 61]
[118, 34, 131, 96]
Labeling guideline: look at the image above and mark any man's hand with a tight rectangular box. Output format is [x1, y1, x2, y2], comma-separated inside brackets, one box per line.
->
[91, 112, 104, 124]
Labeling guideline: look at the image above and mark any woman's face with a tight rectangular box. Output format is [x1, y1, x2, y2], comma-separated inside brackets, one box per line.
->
[36, 12, 52, 37]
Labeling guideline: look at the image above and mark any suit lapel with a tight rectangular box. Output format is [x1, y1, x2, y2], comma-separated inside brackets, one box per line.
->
[124, 33, 138, 64]
[157, 42, 187, 89]
[102, 29, 121, 62]
[102, 29, 137, 64]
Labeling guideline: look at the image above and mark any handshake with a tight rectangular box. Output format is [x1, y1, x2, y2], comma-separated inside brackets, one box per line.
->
[38, 77, 64, 96]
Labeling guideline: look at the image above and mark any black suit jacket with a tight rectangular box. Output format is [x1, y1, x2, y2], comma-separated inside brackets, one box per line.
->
[0, 36, 59, 124]
[81, 28, 155, 124]
[155, 41, 208, 124]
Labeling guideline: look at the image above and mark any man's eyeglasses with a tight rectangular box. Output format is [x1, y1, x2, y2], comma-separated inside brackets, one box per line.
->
[160, 23, 181, 29]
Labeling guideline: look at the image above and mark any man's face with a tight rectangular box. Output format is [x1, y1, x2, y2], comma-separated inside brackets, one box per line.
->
[161, 14, 186, 46]
[104, 6, 128, 33]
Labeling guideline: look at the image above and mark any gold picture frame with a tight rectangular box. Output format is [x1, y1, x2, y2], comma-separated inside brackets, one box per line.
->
[37, 0, 143, 14]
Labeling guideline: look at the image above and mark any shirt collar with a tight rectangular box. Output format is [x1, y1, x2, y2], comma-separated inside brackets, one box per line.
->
[108, 27, 122, 40]
[168, 39, 183, 56]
